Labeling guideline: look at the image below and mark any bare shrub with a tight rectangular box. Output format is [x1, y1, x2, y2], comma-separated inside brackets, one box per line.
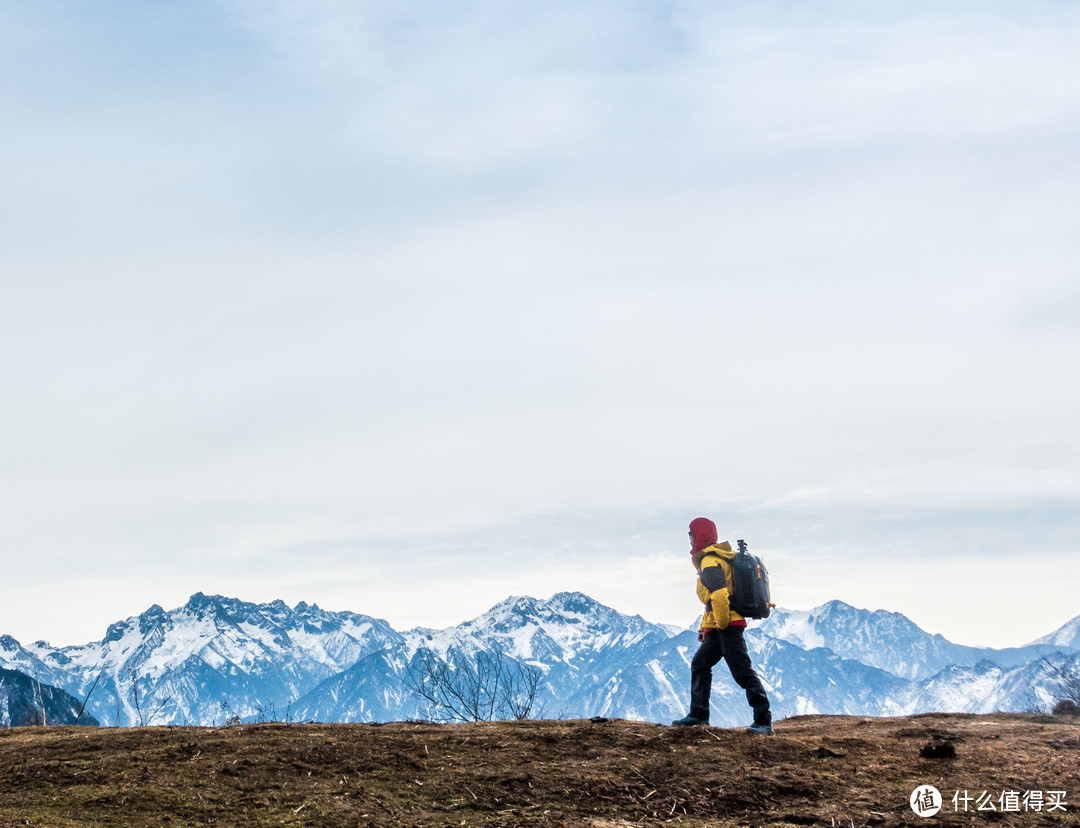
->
[406, 644, 542, 722]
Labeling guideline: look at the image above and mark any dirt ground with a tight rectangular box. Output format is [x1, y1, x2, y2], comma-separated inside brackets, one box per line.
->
[0, 713, 1077, 827]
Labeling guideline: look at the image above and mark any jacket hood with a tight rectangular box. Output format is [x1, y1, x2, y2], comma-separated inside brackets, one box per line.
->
[692, 541, 734, 570]
[689, 517, 718, 555]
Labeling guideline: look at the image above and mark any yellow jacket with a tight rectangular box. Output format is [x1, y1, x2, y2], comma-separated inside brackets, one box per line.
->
[692, 542, 745, 631]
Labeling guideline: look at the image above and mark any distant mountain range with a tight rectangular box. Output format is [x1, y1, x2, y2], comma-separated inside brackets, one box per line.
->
[1, 592, 1077, 727]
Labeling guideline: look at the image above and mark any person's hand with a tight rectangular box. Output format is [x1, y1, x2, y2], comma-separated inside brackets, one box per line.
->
[698, 629, 714, 642]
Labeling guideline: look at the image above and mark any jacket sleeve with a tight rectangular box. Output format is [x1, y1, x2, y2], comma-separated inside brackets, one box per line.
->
[696, 579, 715, 630]
[699, 608, 715, 631]
[699, 558, 731, 631]
[707, 589, 731, 631]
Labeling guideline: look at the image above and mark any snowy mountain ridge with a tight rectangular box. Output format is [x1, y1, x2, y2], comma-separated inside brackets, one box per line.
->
[1, 592, 1077, 727]
[1029, 613, 1080, 651]
[403, 592, 665, 666]
[756, 600, 1050, 681]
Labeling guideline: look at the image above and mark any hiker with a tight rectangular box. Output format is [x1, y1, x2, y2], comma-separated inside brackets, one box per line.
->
[672, 516, 773, 734]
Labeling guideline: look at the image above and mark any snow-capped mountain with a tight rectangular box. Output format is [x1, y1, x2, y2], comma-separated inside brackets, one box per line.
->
[292, 592, 676, 724]
[757, 600, 1045, 681]
[911, 651, 1080, 714]
[1, 592, 1077, 727]
[1029, 615, 1080, 652]
[1, 593, 402, 726]
[403, 592, 666, 665]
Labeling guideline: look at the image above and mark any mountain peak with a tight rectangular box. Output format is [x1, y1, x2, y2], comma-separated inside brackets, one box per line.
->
[185, 592, 216, 608]
[812, 599, 881, 616]
[490, 595, 537, 610]
[548, 591, 603, 614]
[103, 620, 131, 643]
[1028, 613, 1080, 651]
[183, 593, 247, 617]
[474, 593, 623, 630]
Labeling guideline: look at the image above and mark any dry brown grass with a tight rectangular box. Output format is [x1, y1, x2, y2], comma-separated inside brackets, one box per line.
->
[0, 713, 1077, 827]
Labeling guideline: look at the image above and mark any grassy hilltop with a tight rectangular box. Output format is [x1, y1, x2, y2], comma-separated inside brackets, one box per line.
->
[1, 713, 1077, 827]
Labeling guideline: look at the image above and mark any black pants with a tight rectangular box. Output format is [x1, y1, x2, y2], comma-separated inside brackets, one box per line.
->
[690, 626, 771, 726]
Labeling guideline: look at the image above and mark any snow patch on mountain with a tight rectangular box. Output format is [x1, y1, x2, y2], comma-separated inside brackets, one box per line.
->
[762, 608, 826, 650]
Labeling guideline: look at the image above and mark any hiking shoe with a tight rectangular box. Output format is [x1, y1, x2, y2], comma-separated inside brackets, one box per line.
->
[671, 715, 709, 727]
[746, 723, 774, 736]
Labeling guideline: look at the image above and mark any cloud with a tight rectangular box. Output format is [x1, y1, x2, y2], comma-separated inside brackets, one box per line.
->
[1, 0, 1078, 646]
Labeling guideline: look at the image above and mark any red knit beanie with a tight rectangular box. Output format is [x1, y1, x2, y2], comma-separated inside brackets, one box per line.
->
[689, 517, 718, 554]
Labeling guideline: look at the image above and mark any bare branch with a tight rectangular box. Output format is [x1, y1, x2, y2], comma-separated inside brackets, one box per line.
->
[1038, 649, 1080, 715]
[74, 672, 103, 726]
[405, 644, 542, 722]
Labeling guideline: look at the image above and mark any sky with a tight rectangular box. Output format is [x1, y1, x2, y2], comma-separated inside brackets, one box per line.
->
[2, 0, 1078, 650]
